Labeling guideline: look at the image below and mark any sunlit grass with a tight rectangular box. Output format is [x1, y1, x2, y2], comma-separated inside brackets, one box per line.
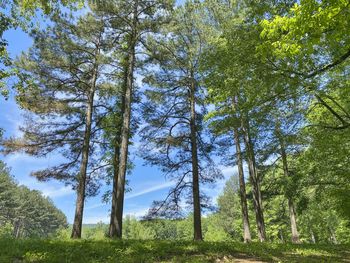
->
[0, 238, 349, 262]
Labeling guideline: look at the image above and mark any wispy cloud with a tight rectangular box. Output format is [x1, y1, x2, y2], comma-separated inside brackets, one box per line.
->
[85, 181, 174, 210]
[42, 185, 75, 198]
[125, 208, 149, 218]
[85, 203, 108, 210]
[125, 181, 174, 200]
[4, 152, 47, 166]
[220, 166, 237, 178]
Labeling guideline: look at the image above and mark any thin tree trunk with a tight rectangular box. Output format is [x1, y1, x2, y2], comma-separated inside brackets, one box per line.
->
[13, 220, 21, 239]
[310, 229, 316, 243]
[71, 47, 99, 239]
[109, 65, 127, 238]
[189, 75, 202, 241]
[329, 227, 338, 244]
[279, 229, 284, 243]
[276, 123, 300, 243]
[108, 142, 121, 237]
[241, 116, 266, 242]
[114, 2, 138, 238]
[233, 126, 251, 243]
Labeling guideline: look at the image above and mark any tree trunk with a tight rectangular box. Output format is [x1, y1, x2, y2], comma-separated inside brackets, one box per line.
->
[310, 229, 316, 243]
[279, 229, 284, 243]
[241, 116, 266, 242]
[109, 65, 127, 238]
[329, 227, 338, 244]
[13, 220, 21, 239]
[114, 2, 137, 238]
[276, 123, 300, 243]
[233, 126, 251, 243]
[189, 75, 202, 241]
[71, 47, 99, 239]
[108, 142, 121, 237]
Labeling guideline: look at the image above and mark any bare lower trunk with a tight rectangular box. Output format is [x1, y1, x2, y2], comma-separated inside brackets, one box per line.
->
[114, 4, 137, 238]
[279, 229, 285, 243]
[276, 123, 300, 243]
[71, 90, 95, 239]
[329, 227, 338, 244]
[233, 127, 251, 243]
[310, 229, 316, 243]
[242, 116, 266, 242]
[13, 220, 21, 239]
[108, 143, 121, 237]
[288, 200, 300, 243]
[71, 57, 98, 239]
[190, 75, 202, 241]
[109, 66, 127, 238]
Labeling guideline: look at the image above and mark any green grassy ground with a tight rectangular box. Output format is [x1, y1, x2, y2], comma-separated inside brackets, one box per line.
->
[1, 239, 349, 262]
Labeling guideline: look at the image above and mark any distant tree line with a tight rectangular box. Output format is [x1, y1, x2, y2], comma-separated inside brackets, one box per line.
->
[0, 161, 67, 238]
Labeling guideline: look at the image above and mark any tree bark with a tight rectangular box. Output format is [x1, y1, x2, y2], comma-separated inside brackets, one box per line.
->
[108, 142, 121, 237]
[109, 65, 127, 238]
[189, 74, 203, 241]
[71, 44, 100, 239]
[276, 123, 300, 244]
[13, 220, 21, 239]
[114, 2, 138, 238]
[329, 227, 338, 244]
[241, 116, 266, 242]
[71, 75, 97, 239]
[233, 126, 251, 243]
[310, 229, 316, 243]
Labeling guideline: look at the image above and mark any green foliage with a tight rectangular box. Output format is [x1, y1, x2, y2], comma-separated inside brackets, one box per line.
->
[0, 222, 13, 239]
[123, 216, 156, 240]
[0, 161, 67, 238]
[202, 214, 230, 241]
[260, 0, 350, 59]
[0, 0, 82, 98]
[215, 175, 245, 241]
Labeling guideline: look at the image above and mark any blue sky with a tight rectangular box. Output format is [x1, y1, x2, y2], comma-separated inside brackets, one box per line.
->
[0, 15, 236, 224]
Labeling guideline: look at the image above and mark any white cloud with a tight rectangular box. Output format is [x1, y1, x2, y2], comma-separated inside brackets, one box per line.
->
[4, 152, 47, 166]
[125, 181, 174, 200]
[4, 113, 23, 137]
[85, 202, 108, 210]
[125, 208, 149, 218]
[42, 185, 75, 198]
[220, 165, 237, 178]
[83, 207, 150, 224]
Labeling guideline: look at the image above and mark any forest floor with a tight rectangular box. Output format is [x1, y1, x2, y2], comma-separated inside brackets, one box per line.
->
[1, 238, 349, 263]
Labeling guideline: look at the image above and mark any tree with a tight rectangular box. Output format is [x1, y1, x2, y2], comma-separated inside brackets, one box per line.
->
[139, 1, 221, 241]
[216, 175, 247, 241]
[1, 12, 113, 238]
[93, 0, 174, 238]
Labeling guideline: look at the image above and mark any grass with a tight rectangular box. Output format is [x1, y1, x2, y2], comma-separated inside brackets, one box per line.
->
[0, 238, 349, 262]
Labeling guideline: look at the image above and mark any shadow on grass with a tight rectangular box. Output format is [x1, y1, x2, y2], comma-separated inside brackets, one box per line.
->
[0, 239, 349, 262]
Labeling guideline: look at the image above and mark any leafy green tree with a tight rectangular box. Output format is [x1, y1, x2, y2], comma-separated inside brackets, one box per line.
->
[216, 175, 246, 241]
[123, 216, 156, 240]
